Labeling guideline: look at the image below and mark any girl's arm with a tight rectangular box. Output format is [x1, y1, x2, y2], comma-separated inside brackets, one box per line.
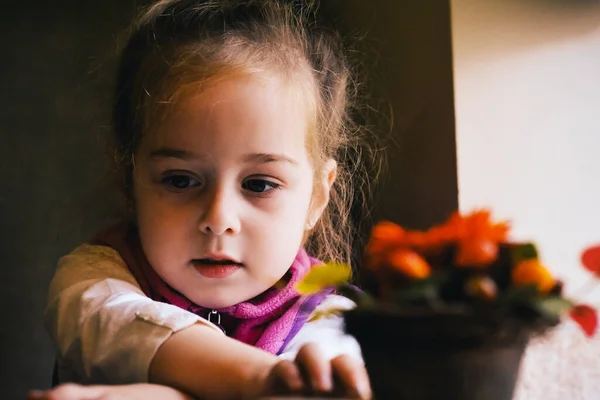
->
[46, 244, 220, 384]
[29, 383, 195, 400]
[45, 244, 369, 398]
[146, 295, 370, 398]
[33, 343, 371, 400]
[149, 323, 278, 399]
[45, 244, 277, 398]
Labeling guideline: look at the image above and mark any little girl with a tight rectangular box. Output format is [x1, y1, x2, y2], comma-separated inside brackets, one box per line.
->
[31, 0, 376, 399]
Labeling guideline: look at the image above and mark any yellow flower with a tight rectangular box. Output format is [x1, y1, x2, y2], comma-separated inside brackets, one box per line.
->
[295, 263, 352, 295]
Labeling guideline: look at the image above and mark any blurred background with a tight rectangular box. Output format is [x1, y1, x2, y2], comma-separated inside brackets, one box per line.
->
[2, 0, 599, 398]
[451, 0, 600, 300]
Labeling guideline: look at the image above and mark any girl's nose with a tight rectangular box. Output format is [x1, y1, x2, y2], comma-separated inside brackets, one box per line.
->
[198, 189, 241, 236]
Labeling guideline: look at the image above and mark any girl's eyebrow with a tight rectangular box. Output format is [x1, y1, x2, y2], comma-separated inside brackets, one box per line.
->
[149, 148, 195, 160]
[242, 153, 298, 165]
[148, 148, 298, 165]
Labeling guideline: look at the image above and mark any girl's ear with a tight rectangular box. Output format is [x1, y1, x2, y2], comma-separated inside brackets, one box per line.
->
[306, 159, 337, 230]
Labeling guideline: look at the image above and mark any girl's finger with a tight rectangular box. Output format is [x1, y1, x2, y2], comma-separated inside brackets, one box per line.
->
[294, 343, 332, 392]
[268, 359, 304, 393]
[331, 355, 372, 399]
[29, 383, 106, 400]
[27, 390, 48, 400]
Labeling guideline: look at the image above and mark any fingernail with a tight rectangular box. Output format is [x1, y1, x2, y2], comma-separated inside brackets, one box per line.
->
[356, 382, 371, 399]
[348, 383, 371, 399]
[313, 374, 332, 392]
[288, 375, 303, 391]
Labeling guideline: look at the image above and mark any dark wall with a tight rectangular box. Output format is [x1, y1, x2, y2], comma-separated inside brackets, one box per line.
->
[0, 1, 456, 398]
[1, 2, 139, 397]
[325, 0, 458, 230]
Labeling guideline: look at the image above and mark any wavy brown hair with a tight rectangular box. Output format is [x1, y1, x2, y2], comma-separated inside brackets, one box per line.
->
[112, 0, 380, 267]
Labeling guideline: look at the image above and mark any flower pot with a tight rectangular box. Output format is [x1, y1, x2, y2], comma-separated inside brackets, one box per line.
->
[344, 308, 529, 400]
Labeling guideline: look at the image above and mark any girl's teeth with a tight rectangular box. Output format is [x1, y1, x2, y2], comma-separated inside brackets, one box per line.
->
[199, 259, 235, 265]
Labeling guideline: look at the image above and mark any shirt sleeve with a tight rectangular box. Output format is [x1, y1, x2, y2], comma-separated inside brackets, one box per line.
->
[278, 294, 363, 363]
[45, 244, 222, 384]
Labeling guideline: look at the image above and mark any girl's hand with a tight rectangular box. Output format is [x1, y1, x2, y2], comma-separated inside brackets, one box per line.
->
[28, 383, 194, 400]
[265, 343, 371, 399]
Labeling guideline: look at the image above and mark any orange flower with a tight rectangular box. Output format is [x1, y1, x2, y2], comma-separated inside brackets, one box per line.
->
[365, 221, 431, 270]
[424, 225, 460, 249]
[512, 259, 555, 293]
[365, 221, 404, 269]
[366, 210, 509, 271]
[437, 210, 509, 267]
[450, 209, 510, 243]
[369, 221, 432, 248]
[387, 249, 431, 279]
[370, 220, 404, 242]
[367, 220, 455, 258]
[455, 237, 498, 267]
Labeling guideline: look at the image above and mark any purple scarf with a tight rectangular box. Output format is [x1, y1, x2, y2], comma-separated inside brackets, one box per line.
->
[92, 222, 331, 355]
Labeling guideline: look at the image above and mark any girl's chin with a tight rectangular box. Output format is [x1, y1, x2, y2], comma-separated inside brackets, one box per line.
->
[186, 285, 271, 309]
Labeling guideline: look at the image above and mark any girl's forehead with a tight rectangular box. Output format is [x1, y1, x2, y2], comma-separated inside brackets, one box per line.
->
[141, 74, 314, 164]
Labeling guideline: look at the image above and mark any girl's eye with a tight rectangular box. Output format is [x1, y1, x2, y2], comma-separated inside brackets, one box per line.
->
[242, 179, 280, 193]
[162, 175, 200, 190]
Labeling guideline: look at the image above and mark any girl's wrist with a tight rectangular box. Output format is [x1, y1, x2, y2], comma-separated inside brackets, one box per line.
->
[242, 361, 276, 400]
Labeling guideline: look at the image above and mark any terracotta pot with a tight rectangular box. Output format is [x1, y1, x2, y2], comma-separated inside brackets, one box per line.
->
[344, 308, 528, 400]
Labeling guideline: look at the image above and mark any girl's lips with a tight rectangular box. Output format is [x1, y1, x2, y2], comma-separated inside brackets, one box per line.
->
[191, 259, 243, 279]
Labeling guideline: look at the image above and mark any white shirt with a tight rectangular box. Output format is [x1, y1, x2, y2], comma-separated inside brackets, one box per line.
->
[45, 244, 363, 384]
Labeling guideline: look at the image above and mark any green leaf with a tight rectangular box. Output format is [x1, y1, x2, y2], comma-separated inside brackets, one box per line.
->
[531, 296, 574, 319]
[511, 243, 539, 264]
[393, 277, 440, 302]
[501, 284, 540, 303]
[295, 262, 352, 295]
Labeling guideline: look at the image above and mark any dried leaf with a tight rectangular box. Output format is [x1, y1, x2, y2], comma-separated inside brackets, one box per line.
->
[570, 304, 598, 338]
[295, 263, 351, 295]
[581, 244, 600, 277]
[307, 308, 343, 322]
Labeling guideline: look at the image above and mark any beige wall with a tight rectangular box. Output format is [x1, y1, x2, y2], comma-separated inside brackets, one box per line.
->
[451, 0, 600, 300]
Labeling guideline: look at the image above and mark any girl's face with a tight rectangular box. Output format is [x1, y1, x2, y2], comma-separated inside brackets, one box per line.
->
[132, 74, 332, 308]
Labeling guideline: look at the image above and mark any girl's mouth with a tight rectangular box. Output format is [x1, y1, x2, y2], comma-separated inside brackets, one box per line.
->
[191, 258, 243, 279]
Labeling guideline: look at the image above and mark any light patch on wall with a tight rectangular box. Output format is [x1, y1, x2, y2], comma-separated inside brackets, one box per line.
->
[452, 0, 600, 302]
